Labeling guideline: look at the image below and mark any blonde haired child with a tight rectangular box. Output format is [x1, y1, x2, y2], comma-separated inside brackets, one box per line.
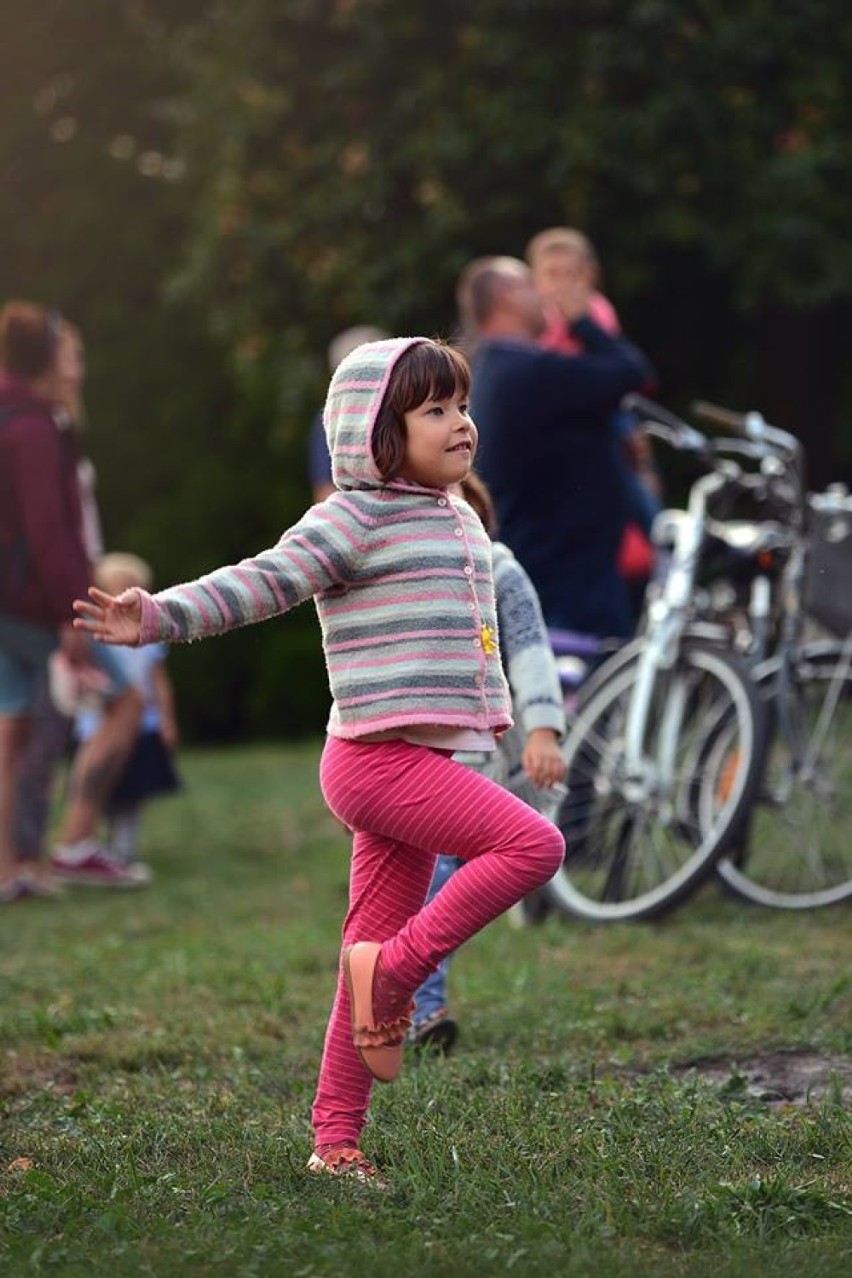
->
[525, 225, 621, 353]
[67, 553, 180, 883]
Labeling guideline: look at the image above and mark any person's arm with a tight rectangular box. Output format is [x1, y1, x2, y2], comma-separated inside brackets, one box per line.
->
[75, 496, 364, 646]
[534, 318, 655, 417]
[307, 409, 335, 503]
[493, 544, 566, 743]
[76, 456, 105, 564]
[493, 545, 567, 789]
[622, 465, 663, 535]
[10, 411, 90, 623]
[521, 726, 566, 789]
[151, 659, 179, 750]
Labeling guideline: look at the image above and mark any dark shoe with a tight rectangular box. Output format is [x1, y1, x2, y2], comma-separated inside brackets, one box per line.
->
[409, 1007, 458, 1055]
[507, 888, 551, 928]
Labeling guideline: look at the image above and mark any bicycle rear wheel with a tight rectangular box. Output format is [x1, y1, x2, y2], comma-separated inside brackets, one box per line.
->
[547, 641, 762, 922]
[715, 643, 852, 908]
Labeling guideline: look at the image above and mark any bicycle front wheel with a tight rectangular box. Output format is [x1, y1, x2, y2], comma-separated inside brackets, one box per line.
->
[548, 641, 762, 922]
[715, 644, 852, 909]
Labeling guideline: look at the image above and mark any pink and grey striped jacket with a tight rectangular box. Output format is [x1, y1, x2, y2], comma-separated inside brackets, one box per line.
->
[135, 337, 512, 739]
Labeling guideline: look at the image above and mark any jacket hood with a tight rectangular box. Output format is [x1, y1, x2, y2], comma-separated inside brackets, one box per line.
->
[323, 336, 426, 490]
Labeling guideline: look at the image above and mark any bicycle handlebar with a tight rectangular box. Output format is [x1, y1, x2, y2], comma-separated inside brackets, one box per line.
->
[691, 399, 800, 458]
[621, 393, 709, 454]
[691, 400, 747, 433]
[623, 393, 690, 435]
[622, 393, 805, 518]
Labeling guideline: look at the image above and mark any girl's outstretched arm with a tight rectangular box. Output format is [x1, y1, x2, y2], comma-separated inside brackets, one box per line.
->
[83, 499, 363, 647]
[73, 586, 143, 646]
[152, 661, 179, 749]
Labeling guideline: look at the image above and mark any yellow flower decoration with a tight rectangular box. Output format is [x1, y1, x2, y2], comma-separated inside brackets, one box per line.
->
[480, 623, 498, 655]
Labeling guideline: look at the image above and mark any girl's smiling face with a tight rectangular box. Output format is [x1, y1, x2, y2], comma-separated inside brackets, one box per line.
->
[401, 390, 477, 488]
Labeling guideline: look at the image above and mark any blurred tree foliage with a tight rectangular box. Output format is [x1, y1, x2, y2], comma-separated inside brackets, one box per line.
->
[0, 0, 329, 739]
[168, 2, 852, 454]
[2, 0, 852, 740]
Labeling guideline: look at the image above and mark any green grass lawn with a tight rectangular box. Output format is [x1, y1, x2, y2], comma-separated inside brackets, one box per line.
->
[1, 743, 850, 1277]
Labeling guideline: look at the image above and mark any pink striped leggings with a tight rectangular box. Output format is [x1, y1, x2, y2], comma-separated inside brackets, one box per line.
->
[311, 735, 565, 1148]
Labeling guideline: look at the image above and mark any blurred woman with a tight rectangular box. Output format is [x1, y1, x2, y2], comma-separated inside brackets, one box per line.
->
[0, 302, 142, 901]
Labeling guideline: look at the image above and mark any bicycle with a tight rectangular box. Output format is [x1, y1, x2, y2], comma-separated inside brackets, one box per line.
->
[545, 395, 852, 920]
[691, 402, 852, 911]
[546, 398, 769, 921]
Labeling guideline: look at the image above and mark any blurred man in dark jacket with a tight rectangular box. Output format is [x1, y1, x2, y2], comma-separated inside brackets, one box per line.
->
[460, 257, 655, 639]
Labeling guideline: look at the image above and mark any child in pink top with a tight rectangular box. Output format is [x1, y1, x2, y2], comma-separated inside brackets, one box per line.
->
[73, 337, 565, 1186]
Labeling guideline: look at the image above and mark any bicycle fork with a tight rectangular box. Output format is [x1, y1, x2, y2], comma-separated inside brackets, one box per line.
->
[623, 471, 729, 804]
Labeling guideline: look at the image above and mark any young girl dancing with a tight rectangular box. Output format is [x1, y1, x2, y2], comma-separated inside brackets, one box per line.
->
[73, 337, 565, 1186]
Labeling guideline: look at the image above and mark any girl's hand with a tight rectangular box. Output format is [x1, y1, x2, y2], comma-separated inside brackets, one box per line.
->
[522, 728, 567, 789]
[73, 586, 143, 647]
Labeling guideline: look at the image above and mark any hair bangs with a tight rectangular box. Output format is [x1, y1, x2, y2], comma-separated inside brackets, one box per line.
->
[395, 341, 471, 413]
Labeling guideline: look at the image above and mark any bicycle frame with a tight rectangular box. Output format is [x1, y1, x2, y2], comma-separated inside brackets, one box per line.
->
[626, 397, 852, 860]
[615, 396, 808, 805]
[623, 468, 733, 796]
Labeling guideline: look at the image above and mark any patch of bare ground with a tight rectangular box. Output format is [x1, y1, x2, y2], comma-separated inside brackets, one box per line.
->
[675, 1049, 852, 1105]
[0, 1051, 79, 1099]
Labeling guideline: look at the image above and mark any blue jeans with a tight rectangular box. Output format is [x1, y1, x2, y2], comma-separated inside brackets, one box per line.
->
[412, 854, 464, 1022]
[8, 633, 136, 862]
[0, 613, 134, 715]
[0, 615, 57, 714]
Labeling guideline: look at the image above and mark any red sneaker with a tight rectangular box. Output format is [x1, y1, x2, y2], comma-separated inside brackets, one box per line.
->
[343, 942, 413, 1083]
[50, 842, 148, 889]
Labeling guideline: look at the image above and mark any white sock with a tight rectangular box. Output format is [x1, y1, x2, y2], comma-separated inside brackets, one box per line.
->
[54, 838, 100, 865]
[108, 810, 142, 865]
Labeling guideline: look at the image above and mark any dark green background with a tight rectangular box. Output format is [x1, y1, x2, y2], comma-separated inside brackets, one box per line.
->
[3, 0, 851, 739]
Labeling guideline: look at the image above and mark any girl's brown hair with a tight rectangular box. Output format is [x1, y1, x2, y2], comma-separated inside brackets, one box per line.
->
[371, 339, 471, 480]
[0, 301, 61, 380]
[460, 471, 497, 537]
